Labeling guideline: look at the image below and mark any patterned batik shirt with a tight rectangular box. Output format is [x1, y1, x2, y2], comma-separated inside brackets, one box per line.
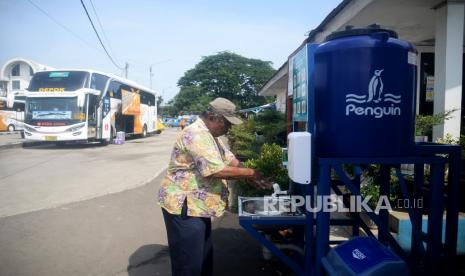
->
[158, 118, 236, 218]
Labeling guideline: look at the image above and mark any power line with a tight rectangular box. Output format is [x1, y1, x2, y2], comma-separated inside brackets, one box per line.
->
[88, 0, 118, 61]
[26, 0, 101, 53]
[79, 0, 125, 70]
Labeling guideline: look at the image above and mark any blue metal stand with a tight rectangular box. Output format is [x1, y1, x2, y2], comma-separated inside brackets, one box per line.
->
[315, 144, 461, 275]
[239, 144, 461, 276]
[239, 184, 314, 276]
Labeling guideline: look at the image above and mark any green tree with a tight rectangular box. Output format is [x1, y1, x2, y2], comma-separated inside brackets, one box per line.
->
[228, 109, 287, 160]
[169, 86, 213, 115]
[172, 51, 275, 114]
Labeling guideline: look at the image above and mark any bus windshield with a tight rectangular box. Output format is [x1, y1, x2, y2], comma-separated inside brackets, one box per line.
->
[25, 97, 86, 126]
[28, 71, 89, 92]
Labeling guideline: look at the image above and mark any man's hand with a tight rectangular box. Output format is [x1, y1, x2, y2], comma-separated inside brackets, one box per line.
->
[211, 166, 272, 189]
[247, 170, 273, 190]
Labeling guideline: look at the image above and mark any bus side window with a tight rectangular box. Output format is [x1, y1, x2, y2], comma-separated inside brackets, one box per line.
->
[114, 83, 122, 99]
[13, 103, 24, 112]
[107, 81, 121, 99]
[83, 72, 90, 88]
[120, 84, 133, 97]
[141, 91, 148, 105]
[91, 73, 109, 95]
[140, 91, 155, 106]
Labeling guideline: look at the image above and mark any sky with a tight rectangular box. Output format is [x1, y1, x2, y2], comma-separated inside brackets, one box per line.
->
[0, 0, 342, 102]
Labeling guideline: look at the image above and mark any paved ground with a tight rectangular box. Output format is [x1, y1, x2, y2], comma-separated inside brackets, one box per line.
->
[0, 131, 26, 148]
[0, 127, 296, 276]
[0, 167, 294, 276]
[0, 130, 176, 218]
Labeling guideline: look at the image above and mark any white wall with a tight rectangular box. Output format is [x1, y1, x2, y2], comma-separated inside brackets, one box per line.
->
[5, 62, 34, 92]
[276, 92, 287, 113]
[433, 2, 464, 141]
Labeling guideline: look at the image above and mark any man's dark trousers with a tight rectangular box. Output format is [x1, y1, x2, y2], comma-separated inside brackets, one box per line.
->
[162, 202, 213, 276]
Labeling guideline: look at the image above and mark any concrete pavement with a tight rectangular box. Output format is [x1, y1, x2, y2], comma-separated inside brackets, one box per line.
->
[0, 132, 27, 149]
[0, 129, 177, 218]
[0, 171, 292, 276]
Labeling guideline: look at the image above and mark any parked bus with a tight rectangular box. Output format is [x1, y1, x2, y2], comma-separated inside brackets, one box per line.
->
[0, 91, 25, 132]
[23, 70, 159, 143]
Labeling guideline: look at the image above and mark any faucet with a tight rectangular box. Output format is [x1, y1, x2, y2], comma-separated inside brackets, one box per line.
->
[271, 183, 288, 197]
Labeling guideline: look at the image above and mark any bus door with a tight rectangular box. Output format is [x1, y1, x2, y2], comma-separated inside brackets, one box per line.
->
[121, 88, 141, 134]
[99, 95, 111, 140]
[147, 104, 153, 132]
[87, 94, 98, 138]
[140, 91, 155, 133]
[14, 102, 25, 130]
[151, 104, 156, 131]
[142, 92, 154, 132]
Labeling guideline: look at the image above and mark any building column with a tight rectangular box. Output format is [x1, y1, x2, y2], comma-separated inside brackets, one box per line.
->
[433, 1, 464, 141]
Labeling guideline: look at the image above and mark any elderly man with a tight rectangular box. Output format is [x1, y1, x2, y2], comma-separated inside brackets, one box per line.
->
[158, 97, 270, 276]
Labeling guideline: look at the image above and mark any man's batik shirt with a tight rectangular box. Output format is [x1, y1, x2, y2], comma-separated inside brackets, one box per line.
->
[158, 118, 235, 218]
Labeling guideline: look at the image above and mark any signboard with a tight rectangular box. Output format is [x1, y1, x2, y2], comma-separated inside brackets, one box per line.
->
[289, 45, 308, 122]
[32, 110, 71, 120]
[425, 75, 434, 102]
[49, 72, 70, 78]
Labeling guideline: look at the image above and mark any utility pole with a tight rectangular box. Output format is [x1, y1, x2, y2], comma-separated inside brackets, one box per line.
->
[124, 62, 129, 78]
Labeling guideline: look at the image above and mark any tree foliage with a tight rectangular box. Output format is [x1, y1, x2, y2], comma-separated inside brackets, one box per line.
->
[170, 51, 276, 114]
[227, 109, 287, 160]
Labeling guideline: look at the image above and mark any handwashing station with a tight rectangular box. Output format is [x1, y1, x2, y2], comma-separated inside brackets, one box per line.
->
[238, 26, 462, 276]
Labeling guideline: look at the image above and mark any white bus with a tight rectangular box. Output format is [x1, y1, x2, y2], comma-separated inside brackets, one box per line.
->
[23, 70, 159, 143]
[0, 91, 25, 132]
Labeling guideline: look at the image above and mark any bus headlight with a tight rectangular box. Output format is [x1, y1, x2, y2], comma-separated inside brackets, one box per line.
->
[66, 123, 85, 132]
[24, 125, 37, 132]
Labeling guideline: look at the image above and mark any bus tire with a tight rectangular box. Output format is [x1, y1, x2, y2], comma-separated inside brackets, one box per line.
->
[101, 134, 111, 145]
[141, 124, 147, 138]
[7, 124, 15, 132]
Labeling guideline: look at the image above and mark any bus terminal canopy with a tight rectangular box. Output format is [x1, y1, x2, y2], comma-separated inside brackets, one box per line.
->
[259, 0, 465, 141]
[307, 0, 442, 45]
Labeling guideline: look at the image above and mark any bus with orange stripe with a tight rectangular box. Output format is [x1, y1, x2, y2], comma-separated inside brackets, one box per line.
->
[23, 70, 159, 143]
[0, 93, 25, 132]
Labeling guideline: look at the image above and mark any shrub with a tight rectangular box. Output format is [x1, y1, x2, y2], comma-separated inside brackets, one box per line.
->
[415, 110, 455, 137]
[235, 143, 288, 197]
[355, 165, 401, 209]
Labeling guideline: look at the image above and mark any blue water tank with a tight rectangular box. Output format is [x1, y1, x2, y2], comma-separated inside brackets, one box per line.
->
[314, 26, 417, 157]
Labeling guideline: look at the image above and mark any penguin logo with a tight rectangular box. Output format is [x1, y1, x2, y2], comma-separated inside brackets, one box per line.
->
[367, 69, 384, 103]
[345, 69, 402, 118]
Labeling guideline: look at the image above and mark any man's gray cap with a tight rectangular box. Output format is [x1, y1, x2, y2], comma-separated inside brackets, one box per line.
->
[208, 97, 243, 125]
